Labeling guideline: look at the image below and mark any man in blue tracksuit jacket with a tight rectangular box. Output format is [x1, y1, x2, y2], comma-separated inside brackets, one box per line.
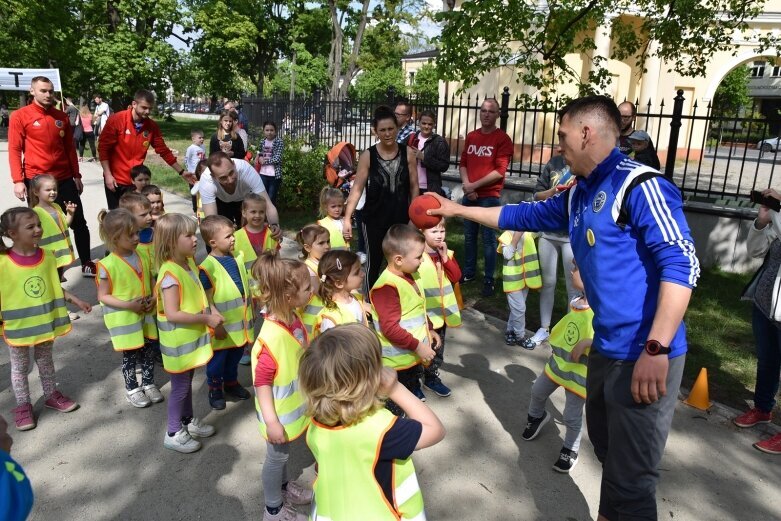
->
[430, 96, 700, 521]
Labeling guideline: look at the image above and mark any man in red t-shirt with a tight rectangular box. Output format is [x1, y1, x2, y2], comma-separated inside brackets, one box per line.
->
[459, 98, 513, 296]
[8, 76, 96, 277]
[98, 89, 194, 209]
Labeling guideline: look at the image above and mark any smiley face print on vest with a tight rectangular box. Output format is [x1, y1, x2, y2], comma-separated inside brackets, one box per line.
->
[24, 276, 47, 298]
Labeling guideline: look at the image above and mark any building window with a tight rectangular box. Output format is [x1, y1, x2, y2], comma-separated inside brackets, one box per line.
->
[409, 71, 415, 85]
[750, 61, 766, 77]
[771, 66, 781, 78]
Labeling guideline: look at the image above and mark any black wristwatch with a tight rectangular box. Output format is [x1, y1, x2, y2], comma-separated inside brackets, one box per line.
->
[644, 339, 671, 356]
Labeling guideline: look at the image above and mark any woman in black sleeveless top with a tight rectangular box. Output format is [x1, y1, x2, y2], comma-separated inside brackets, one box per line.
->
[344, 105, 419, 289]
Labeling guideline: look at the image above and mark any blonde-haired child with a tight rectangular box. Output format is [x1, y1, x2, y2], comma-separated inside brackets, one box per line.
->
[119, 192, 155, 276]
[317, 187, 347, 251]
[29, 174, 76, 277]
[300, 324, 445, 520]
[251, 251, 313, 521]
[0, 207, 91, 431]
[96, 208, 160, 408]
[155, 213, 222, 453]
[233, 193, 280, 272]
[296, 223, 330, 291]
[414, 219, 462, 399]
[198, 215, 253, 410]
[498, 230, 542, 348]
[314, 250, 367, 335]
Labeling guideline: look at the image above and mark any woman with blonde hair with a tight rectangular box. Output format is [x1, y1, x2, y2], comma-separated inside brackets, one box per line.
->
[209, 110, 246, 160]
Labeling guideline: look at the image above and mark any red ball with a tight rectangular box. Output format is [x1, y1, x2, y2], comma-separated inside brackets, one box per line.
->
[408, 194, 442, 229]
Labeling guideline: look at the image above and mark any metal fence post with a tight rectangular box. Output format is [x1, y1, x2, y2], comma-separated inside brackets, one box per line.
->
[387, 86, 397, 106]
[313, 89, 322, 146]
[499, 87, 510, 132]
[664, 89, 685, 180]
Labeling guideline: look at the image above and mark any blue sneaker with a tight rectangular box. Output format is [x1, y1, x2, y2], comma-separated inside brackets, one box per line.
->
[423, 377, 452, 397]
[209, 389, 226, 410]
[412, 386, 427, 402]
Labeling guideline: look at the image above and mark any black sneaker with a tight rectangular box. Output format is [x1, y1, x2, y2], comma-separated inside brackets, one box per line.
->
[505, 331, 518, 345]
[481, 280, 495, 297]
[459, 274, 476, 284]
[224, 383, 251, 400]
[412, 386, 427, 402]
[423, 377, 452, 397]
[552, 447, 578, 473]
[209, 389, 226, 410]
[522, 411, 550, 441]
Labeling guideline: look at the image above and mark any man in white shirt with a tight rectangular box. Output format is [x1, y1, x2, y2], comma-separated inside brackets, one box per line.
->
[199, 151, 282, 238]
[93, 94, 110, 136]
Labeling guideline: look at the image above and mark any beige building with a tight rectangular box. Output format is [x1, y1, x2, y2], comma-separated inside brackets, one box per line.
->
[434, 0, 781, 165]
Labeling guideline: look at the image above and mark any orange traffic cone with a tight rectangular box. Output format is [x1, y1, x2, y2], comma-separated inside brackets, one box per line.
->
[684, 367, 712, 410]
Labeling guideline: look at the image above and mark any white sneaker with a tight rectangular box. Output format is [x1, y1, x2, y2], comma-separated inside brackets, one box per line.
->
[187, 417, 215, 438]
[142, 384, 164, 403]
[283, 480, 314, 505]
[126, 387, 151, 408]
[263, 504, 307, 521]
[530, 328, 550, 345]
[163, 427, 201, 453]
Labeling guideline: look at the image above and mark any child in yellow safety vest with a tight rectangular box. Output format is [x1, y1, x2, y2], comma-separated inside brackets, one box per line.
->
[414, 219, 461, 400]
[300, 324, 446, 521]
[296, 223, 331, 294]
[250, 252, 314, 521]
[96, 208, 161, 409]
[497, 230, 542, 348]
[317, 186, 348, 251]
[141, 184, 165, 225]
[313, 250, 368, 337]
[521, 261, 593, 474]
[197, 215, 253, 411]
[370, 224, 441, 416]
[155, 213, 222, 454]
[29, 174, 76, 279]
[0, 208, 91, 431]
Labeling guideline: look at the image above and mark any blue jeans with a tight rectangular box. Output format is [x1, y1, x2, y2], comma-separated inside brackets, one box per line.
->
[461, 196, 500, 283]
[206, 346, 245, 389]
[752, 305, 781, 413]
[260, 175, 281, 205]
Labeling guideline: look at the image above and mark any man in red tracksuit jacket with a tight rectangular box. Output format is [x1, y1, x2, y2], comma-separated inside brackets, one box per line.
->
[98, 89, 194, 209]
[459, 97, 514, 297]
[8, 76, 96, 277]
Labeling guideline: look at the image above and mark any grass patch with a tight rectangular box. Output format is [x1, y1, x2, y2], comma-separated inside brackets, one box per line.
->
[281, 215, 766, 413]
[145, 117, 210, 198]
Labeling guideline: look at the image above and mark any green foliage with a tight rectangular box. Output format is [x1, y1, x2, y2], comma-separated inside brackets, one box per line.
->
[436, 0, 780, 100]
[411, 63, 440, 102]
[351, 67, 406, 100]
[714, 66, 751, 116]
[276, 138, 330, 211]
[267, 44, 329, 96]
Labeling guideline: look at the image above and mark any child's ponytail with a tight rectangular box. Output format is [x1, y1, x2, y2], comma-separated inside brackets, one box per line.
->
[317, 250, 360, 309]
[252, 251, 310, 324]
[295, 223, 328, 260]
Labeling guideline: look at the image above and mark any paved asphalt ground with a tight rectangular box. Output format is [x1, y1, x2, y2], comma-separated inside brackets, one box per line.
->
[0, 142, 778, 520]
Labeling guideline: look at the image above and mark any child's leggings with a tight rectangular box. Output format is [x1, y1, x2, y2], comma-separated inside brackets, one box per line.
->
[528, 373, 585, 452]
[167, 370, 194, 434]
[262, 440, 289, 508]
[8, 342, 56, 405]
[121, 342, 155, 391]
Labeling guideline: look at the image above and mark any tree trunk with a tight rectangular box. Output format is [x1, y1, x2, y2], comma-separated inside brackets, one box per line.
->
[289, 50, 297, 101]
[327, 0, 343, 98]
[339, 0, 370, 99]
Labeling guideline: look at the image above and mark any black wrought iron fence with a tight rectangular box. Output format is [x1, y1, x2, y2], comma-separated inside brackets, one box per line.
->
[242, 88, 781, 207]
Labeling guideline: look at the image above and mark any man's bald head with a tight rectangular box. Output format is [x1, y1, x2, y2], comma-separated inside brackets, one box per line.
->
[559, 96, 622, 140]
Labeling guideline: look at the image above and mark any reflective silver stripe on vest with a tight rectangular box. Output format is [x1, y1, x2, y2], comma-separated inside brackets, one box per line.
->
[428, 304, 459, 318]
[244, 260, 254, 271]
[524, 268, 541, 279]
[2, 298, 68, 320]
[548, 345, 588, 388]
[272, 380, 299, 400]
[399, 316, 426, 330]
[382, 336, 427, 358]
[503, 273, 524, 282]
[222, 320, 249, 333]
[143, 314, 156, 326]
[214, 297, 244, 314]
[159, 332, 210, 356]
[423, 286, 454, 298]
[53, 248, 72, 259]
[396, 471, 423, 508]
[305, 303, 323, 315]
[524, 253, 539, 263]
[37, 234, 63, 247]
[256, 404, 306, 425]
[505, 258, 522, 267]
[4, 316, 70, 340]
[107, 322, 143, 337]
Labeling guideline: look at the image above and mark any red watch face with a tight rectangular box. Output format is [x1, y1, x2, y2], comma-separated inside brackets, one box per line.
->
[645, 340, 662, 355]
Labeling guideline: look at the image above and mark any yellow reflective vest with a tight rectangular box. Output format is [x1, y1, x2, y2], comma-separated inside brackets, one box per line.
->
[155, 259, 213, 373]
[251, 315, 310, 441]
[137, 239, 156, 278]
[414, 250, 461, 329]
[313, 293, 368, 337]
[300, 294, 325, 337]
[234, 226, 279, 272]
[198, 253, 252, 350]
[317, 217, 347, 250]
[307, 408, 426, 521]
[370, 269, 429, 370]
[97, 252, 158, 351]
[544, 297, 594, 398]
[33, 206, 74, 269]
[0, 250, 71, 347]
[497, 231, 542, 292]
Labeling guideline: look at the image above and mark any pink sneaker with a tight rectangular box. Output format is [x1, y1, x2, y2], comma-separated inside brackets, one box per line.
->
[13, 403, 36, 431]
[44, 390, 79, 412]
[283, 480, 313, 505]
[754, 433, 781, 455]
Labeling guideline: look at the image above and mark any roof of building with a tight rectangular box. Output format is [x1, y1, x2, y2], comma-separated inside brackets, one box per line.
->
[402, 49, 439, 60]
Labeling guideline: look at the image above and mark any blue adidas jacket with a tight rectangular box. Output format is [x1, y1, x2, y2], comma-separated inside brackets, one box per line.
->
[499, 148, 700, 361]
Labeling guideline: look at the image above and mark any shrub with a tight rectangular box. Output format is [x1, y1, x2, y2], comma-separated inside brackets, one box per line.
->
[277, 136, 330, 211]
